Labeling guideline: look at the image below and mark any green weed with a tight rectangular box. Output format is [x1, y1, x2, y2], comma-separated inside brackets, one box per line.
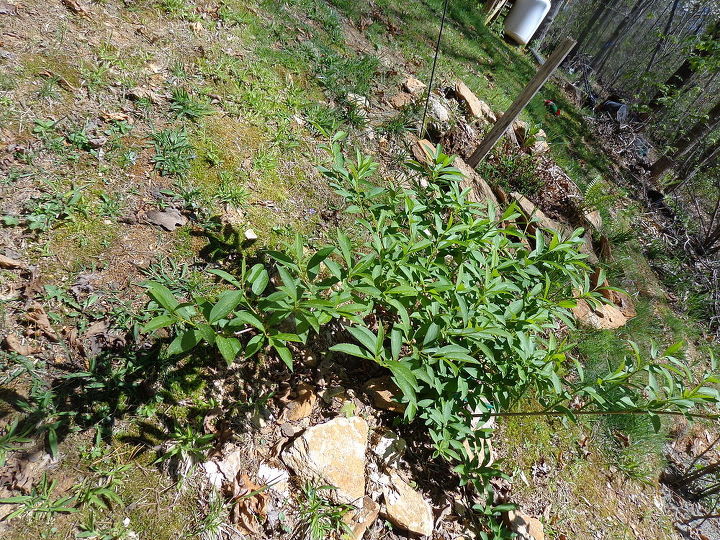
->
[0, 473, 77, 521]
[169, 87, 213, 121]
[151, 128, 195, 177]
[295, 483, 352, 540]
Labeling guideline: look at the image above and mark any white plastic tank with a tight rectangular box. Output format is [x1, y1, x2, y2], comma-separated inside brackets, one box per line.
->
[504, 0, 551, 46]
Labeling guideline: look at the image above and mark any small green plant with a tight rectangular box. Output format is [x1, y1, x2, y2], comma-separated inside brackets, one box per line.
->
[305, 104, 343, 136]
[0, 473, 77, 521]
[294, 483, 352, 540]
[478, 145, 542, 196]
[3, 183, 88, 233]
[0, 420, 31, 467]
[580, 178, 619, 216]
[143, 141, 720, 536]
[216, 171, 249, 208]
[72, 478, 123, 510]
[151, 128, 195, 177]
[195, 490, 232, 540]
[77, 513, 135, 539]
[170, 87, 213, 121]
[156, 422, 215, 475]
[97, 192, 123, 218]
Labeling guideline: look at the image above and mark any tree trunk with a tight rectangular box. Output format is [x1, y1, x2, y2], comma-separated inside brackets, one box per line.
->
[644, 0, 682, 74]
[566, 0, 611, 63]
[648, 22, 720, 111]
[591, 0, 653, 74]
[666, 138, 720, 193]
[531, 0, 568, 48]
[649, 100, 720, 182]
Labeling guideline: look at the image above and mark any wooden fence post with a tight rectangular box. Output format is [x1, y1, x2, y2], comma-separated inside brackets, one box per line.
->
[485, 0, 510, 24]
[465, 36, 577, 168]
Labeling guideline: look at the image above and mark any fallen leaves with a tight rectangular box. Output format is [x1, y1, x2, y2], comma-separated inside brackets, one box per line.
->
[25, 303, 59, 342]
[0, 254, 26, 270]
[3, 334, 35, 356]
[61, 0, 89, 16]
[228, 474, 269, 535]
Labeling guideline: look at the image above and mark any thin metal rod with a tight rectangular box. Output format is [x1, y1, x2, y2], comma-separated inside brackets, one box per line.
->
[419, 0, 450, 139]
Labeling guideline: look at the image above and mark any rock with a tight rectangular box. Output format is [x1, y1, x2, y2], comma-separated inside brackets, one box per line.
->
[244, 229, 258, 243]
[347, 93, 370, 111]
[531, 129, 550, 155]
[389, 92, 414, 109]
[426, 94, 452, 137]
[583, 209, 603, 230]
[510, 192, 573, 236]
[512, 120, 529, 145]
[370, 428, 406, 467]
[455, 81, 496, 123]
[257, 463, 290, 498]
[282, 417, 368, 504]
[381, 471, 434, 536]
[454, 157, 499, 206]
[144, 208, 187, 231]
[611, 289, 637, 319]
[346, 496, 380, 540]
[572, 299, 627, 330]
[284, 382, 317, 421]
[402, 76, 426, 95]
[411, 138, 435, 165]
[202, 447, 244, 489]
[580, 231, 599, 265]
[364, 376, 406, 413]
[505, 510, 545, 540]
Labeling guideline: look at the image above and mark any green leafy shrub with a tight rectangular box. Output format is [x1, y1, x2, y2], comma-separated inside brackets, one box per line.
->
[143, 140, 720, 535]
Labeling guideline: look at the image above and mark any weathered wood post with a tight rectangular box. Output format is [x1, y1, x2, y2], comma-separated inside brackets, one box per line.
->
[465, 36, 577, 168]
[485, 0, 510, 24]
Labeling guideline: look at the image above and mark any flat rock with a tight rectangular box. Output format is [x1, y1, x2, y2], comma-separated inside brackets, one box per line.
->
[346, 496, 380, 540]
[284, 382, 317, 421]
[364, 376, 406, 413]
[381, 471, 434, 536]
[389, 92, 415, 109]
[144, 208, 187, 231]
[282, 417, 368, 504]
[572, 299, 627, 330]
[402, 76, 426, 95]
[454, 157, 499, 206]
[505, 510, 545, 540]
[455, 81, 496, 123]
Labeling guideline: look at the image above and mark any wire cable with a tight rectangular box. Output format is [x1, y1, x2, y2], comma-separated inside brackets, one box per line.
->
[419, 0, 450, 138]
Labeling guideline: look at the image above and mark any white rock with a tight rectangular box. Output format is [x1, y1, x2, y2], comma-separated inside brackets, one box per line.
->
[282, 417, 368, 505]
[257, 463, 290, 498]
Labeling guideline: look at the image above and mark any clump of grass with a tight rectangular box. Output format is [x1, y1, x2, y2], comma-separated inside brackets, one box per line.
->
[170, 87, 213, 121]
[151, 128, 195, 177]
[294, 483, 352, 540]
[216, 171, 249, 208]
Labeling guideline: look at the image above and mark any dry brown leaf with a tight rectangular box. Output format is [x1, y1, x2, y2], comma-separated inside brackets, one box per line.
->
[25, 303, 59, 341]
[229, 474, 269, 535]
[3, 334, 34, 356]
[0, 1, 18, 15]
[101, 111, 130, 123]
[61, 0, 89, 16]
[0, 254, 26, 270]
[38, 70, 74, 92]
